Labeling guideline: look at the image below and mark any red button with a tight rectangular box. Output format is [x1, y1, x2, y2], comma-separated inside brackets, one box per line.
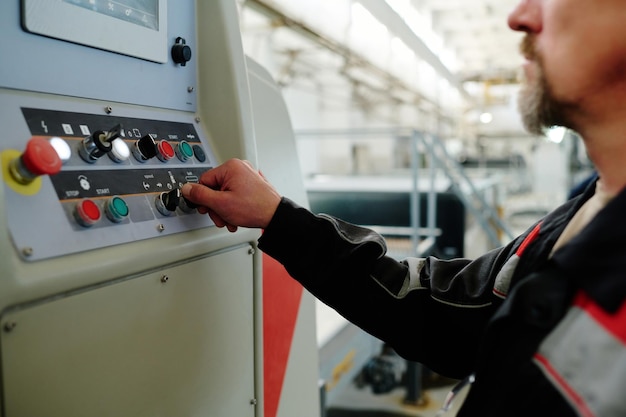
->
[21, 138, 63, 176]
[75, 199, 101, 227]
[157, 140, 175, 162]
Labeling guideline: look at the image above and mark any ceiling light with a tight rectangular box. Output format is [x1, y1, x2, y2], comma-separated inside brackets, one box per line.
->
[479, 112, 493, 124]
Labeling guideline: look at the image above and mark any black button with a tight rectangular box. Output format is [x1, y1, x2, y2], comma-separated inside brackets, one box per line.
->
[172, 37, 192, 66]
[192, 144, 206, 162]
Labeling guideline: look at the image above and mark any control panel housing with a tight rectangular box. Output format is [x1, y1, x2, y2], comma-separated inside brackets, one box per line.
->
[0, 1, 265, 416]
[1, 90, 217, 261]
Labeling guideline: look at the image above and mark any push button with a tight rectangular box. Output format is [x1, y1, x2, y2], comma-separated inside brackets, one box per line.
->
[9, 137, 62, 184]
[156, 140, 175, 162]
[175, 140, 193, 162]
[192, 144, 206, 162]
[108, 138, 131, 163]
[49, 137, 72, 164]
[172, 37, 192, 66]
[105, 196, 130, 223]
[74, 199, 101, 227]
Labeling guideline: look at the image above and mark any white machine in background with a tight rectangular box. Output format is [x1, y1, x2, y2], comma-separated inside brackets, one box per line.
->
[0, 1, 319, 416]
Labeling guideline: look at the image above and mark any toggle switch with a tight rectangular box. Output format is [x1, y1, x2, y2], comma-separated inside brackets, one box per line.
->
[78, 124, 122, 163]
[9, 137, 62, 184]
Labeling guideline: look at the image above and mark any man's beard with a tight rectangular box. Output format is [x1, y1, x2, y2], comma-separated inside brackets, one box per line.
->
[517, 36, 569, 135]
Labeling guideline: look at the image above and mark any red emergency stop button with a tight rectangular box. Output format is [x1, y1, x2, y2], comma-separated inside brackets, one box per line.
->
[9, 138, 63, 184]
[74, 199, 101, 227]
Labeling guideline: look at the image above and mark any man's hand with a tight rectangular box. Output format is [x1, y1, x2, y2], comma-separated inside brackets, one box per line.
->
[181, 158, 282, 232]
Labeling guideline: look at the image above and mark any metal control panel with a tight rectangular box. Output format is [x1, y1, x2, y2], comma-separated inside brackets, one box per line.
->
[1, 92, 217, 261]
[0, 2, 264, 416]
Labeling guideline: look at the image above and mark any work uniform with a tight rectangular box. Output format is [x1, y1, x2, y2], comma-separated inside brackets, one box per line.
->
[258, 180, 626, 417]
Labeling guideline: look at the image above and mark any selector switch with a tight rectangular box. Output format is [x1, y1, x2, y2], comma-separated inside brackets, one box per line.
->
[78, 124, 122, 163]
[9, 137, 63, 184]
[179, 196, 200, 213]
[155, 188, 181, 216]
[132, 134, 158, 163]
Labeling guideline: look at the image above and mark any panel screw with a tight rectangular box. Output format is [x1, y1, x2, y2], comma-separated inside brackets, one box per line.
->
[161, 275, 169, 283]
[3, 322, 17, 332]
[21, 247, 34, 257]
[157, 224, 165, 232]
[248, 248, 256, 255]
[105, 106, 113, 114]
[195, 116, 201, 123]
[250, 398, 257, 405]
[187, 86, 195, 93]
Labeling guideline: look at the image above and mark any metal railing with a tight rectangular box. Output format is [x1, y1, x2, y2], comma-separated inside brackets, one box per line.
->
[296, 127, 515, 254]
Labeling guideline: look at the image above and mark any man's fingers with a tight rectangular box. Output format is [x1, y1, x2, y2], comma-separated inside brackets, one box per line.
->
[181, 182, 216, 205]
[207, 209, 226, 227]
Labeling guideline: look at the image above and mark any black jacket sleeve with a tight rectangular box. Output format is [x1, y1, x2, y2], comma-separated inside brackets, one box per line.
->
[258, 197, 518, 378]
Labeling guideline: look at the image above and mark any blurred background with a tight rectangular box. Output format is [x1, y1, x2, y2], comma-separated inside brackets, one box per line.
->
[236, 1, 595, 416]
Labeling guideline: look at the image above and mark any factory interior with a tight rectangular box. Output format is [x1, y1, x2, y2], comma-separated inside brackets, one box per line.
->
[0, 1, 596, 417]
[236, 2, 593, 414]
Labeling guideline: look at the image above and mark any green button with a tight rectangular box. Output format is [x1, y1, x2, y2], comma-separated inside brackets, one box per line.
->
[181, 141, 193, 158]
[111, 196, 129, 217]
[106, 196, 129, 223]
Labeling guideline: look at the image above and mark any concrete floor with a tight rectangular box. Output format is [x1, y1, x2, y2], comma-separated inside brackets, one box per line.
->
[326, 374, 465, 417]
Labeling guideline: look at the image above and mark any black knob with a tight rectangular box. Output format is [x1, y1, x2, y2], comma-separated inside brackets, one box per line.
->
[132, 134, 158, 162]
[78, 124, 122, 163]
[155, 188, 181, 216]
[180, 196, 199, 213]
[172, 37, 192, 66]
[163, 188, 181, 212]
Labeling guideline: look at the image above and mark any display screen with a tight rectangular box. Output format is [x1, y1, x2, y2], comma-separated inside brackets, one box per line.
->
[62, 0, 158, 30]
[23, 0, 167, 62]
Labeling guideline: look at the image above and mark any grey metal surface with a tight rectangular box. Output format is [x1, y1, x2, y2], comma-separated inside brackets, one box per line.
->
[1, 246, 257, 417]
[1, 1, 196, 112]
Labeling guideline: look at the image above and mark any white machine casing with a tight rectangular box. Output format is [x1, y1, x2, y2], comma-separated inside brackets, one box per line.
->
[0, 1, 319, 416]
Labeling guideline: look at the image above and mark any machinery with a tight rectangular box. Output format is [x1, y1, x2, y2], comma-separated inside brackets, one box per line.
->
[0, 1, 319, 416]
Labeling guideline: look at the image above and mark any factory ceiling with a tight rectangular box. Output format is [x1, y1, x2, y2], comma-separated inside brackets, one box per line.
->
[239, 0, 526, 112]
[414, 0, 524, 85]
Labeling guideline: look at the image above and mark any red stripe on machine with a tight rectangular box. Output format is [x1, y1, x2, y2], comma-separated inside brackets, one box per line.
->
[263, 253, 304, 417]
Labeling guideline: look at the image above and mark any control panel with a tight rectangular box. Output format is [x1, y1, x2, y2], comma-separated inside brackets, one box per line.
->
[1, 91, 217, 261]
[0, 2, 270, 416]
